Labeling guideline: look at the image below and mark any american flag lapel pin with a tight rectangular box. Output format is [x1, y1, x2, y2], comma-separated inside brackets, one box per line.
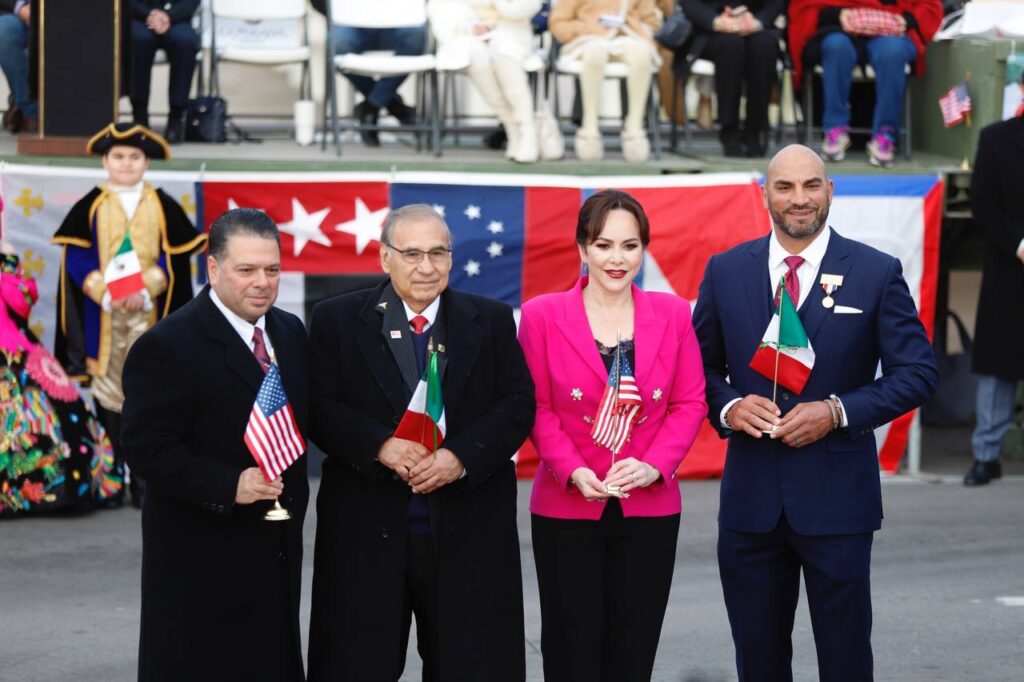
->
[390, 330, 402, 339]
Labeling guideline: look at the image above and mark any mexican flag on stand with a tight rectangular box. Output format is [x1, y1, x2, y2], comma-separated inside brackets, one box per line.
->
[103, 233, 145, 301]
[749, 279, 815, 394]
[394, 347, 446, 449]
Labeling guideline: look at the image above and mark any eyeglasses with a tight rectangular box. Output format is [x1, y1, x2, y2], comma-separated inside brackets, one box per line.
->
[385, 243, 452, 265]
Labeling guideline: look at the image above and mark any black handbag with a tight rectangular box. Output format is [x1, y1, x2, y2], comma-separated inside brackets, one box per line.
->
[921, 310, 978, 427]
[655, 11, 693, 50]
[185, 96, 228, 143]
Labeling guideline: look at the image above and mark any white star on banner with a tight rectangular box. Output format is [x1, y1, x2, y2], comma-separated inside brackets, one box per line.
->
[278, 198, 332, 257]
[464, 259, 481, 276]
[432, 204, 446, 217]
[486, 241, 503, 258]
[464, 205, 481, 220]
[227, 198, 265, 212]
[487, 220, 504, 234]
[336, 198, 388, 255]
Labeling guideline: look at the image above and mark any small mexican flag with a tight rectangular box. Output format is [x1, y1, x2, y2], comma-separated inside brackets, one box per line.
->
[749, 278, 815, 394]
[394, 346, 446, 449]
[103, 233, 145, 301]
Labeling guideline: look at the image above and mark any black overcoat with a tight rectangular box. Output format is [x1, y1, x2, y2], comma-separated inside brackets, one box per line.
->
[122, 286, 310, 682]
[971, 115, 1024, 380]
[306, 281, 535, 682]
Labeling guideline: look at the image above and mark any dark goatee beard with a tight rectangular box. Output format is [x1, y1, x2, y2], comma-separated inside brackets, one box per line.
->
[771, 202, 830, 241]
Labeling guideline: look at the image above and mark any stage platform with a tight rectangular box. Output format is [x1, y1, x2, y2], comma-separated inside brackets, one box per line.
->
[1, 127, 969, 176]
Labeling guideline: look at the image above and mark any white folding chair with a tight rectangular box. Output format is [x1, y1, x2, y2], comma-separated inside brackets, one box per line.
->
[325, 0, 440, 156]
[208, 0, 312, 110]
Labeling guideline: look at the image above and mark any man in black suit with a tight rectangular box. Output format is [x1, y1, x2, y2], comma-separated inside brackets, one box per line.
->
[121, 208, 309, 682]
[964, 106, 1024, 486]
[306, 204, 535, 682]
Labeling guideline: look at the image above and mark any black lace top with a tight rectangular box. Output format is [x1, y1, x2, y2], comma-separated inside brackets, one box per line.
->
[595, 338, 636, 375]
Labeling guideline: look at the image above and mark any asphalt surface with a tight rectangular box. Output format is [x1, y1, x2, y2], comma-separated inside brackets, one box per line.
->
[2, 474, 1022, 682]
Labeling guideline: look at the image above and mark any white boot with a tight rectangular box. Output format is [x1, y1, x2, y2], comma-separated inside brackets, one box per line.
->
[493, 56, 538, 164]
[511, 116, 538, 163]
[468, 65, 518, 160]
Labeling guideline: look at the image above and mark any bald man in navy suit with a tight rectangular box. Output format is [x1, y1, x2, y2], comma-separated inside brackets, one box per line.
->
[693, 145, 937, 682]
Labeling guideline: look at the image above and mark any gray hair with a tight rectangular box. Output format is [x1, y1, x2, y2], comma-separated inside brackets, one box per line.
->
[381, 204, 453, 247]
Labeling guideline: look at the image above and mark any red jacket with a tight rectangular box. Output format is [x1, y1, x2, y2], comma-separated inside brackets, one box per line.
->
[788, 0, 943, 86]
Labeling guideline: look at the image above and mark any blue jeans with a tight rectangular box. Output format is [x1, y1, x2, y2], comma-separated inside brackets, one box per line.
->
[819, 32, 915, 136]
[971, 375, 1019, 462]
[330, 24, 426, 109]
[0, 13, 37, 117]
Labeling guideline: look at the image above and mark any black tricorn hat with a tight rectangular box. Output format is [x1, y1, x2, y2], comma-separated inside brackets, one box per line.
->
[86, 122, 171, 160]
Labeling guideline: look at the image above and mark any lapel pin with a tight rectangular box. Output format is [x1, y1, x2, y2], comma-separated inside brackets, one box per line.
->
[390, 330, 402, 339]
[377, 301, 388, 310]
[437, 344, 445, 353]
[583, 415, 594, 424]
[652, 388, 663, 402]
[571, 388, 583, 401]
[819, 273, 844, 309]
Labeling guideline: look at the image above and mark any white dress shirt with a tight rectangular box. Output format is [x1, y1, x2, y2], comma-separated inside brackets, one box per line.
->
[209, 289, 275, 361]
[720, 226, 847, 429]
[402, 296, 441, 333]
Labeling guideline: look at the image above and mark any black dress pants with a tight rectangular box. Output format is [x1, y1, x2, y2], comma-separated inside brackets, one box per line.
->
[702, 31, 779, 144]
[131, 19, 199, 120]
[532, 501, 680, 682]
[399, 530, 441, 682]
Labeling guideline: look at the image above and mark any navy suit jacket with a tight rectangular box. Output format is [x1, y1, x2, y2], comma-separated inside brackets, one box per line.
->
[693, 229, 938, 536]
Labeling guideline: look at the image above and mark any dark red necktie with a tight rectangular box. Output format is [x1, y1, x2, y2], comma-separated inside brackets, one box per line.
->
[784, 255, 804, 307]
[409, 315, 428, 335]
[252, 327, 271, 373]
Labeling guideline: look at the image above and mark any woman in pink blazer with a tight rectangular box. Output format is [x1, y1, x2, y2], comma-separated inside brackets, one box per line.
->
[518, 189, 706, 681]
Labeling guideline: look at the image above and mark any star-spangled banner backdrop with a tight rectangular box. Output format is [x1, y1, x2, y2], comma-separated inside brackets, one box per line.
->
[0, 165, 943, 476]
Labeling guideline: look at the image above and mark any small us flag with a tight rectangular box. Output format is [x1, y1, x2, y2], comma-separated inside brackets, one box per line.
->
[939, 82, 972, 128]
[244, 363, 305, 482]
[591, 344, 643, 455]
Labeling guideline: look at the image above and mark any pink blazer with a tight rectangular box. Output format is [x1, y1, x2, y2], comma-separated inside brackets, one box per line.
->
[518, 278, 707, 520]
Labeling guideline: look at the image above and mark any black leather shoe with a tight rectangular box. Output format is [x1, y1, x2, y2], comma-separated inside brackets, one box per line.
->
[164, 111, 185, 145]
[964, 459, 1002, 486]
[385, 95, 416, 127]
[743, 130, 766, 158]
[354, 101, 380, 147]
[721, 129, 744, 158]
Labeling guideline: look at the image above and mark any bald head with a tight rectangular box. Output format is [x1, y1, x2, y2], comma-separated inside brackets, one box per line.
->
[761, 144, 834, 248]
[766, 144, 828, 185]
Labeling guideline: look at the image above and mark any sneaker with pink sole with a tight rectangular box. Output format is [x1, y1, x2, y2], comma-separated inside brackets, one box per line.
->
[867, 129, 896, 168]
[821, 126, 850, 161]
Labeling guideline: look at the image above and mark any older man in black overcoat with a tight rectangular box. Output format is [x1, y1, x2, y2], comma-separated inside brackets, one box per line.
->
[122, 208, 309, 682]
[306, 204, 535, 682]
[965, 106, 1024, 486]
